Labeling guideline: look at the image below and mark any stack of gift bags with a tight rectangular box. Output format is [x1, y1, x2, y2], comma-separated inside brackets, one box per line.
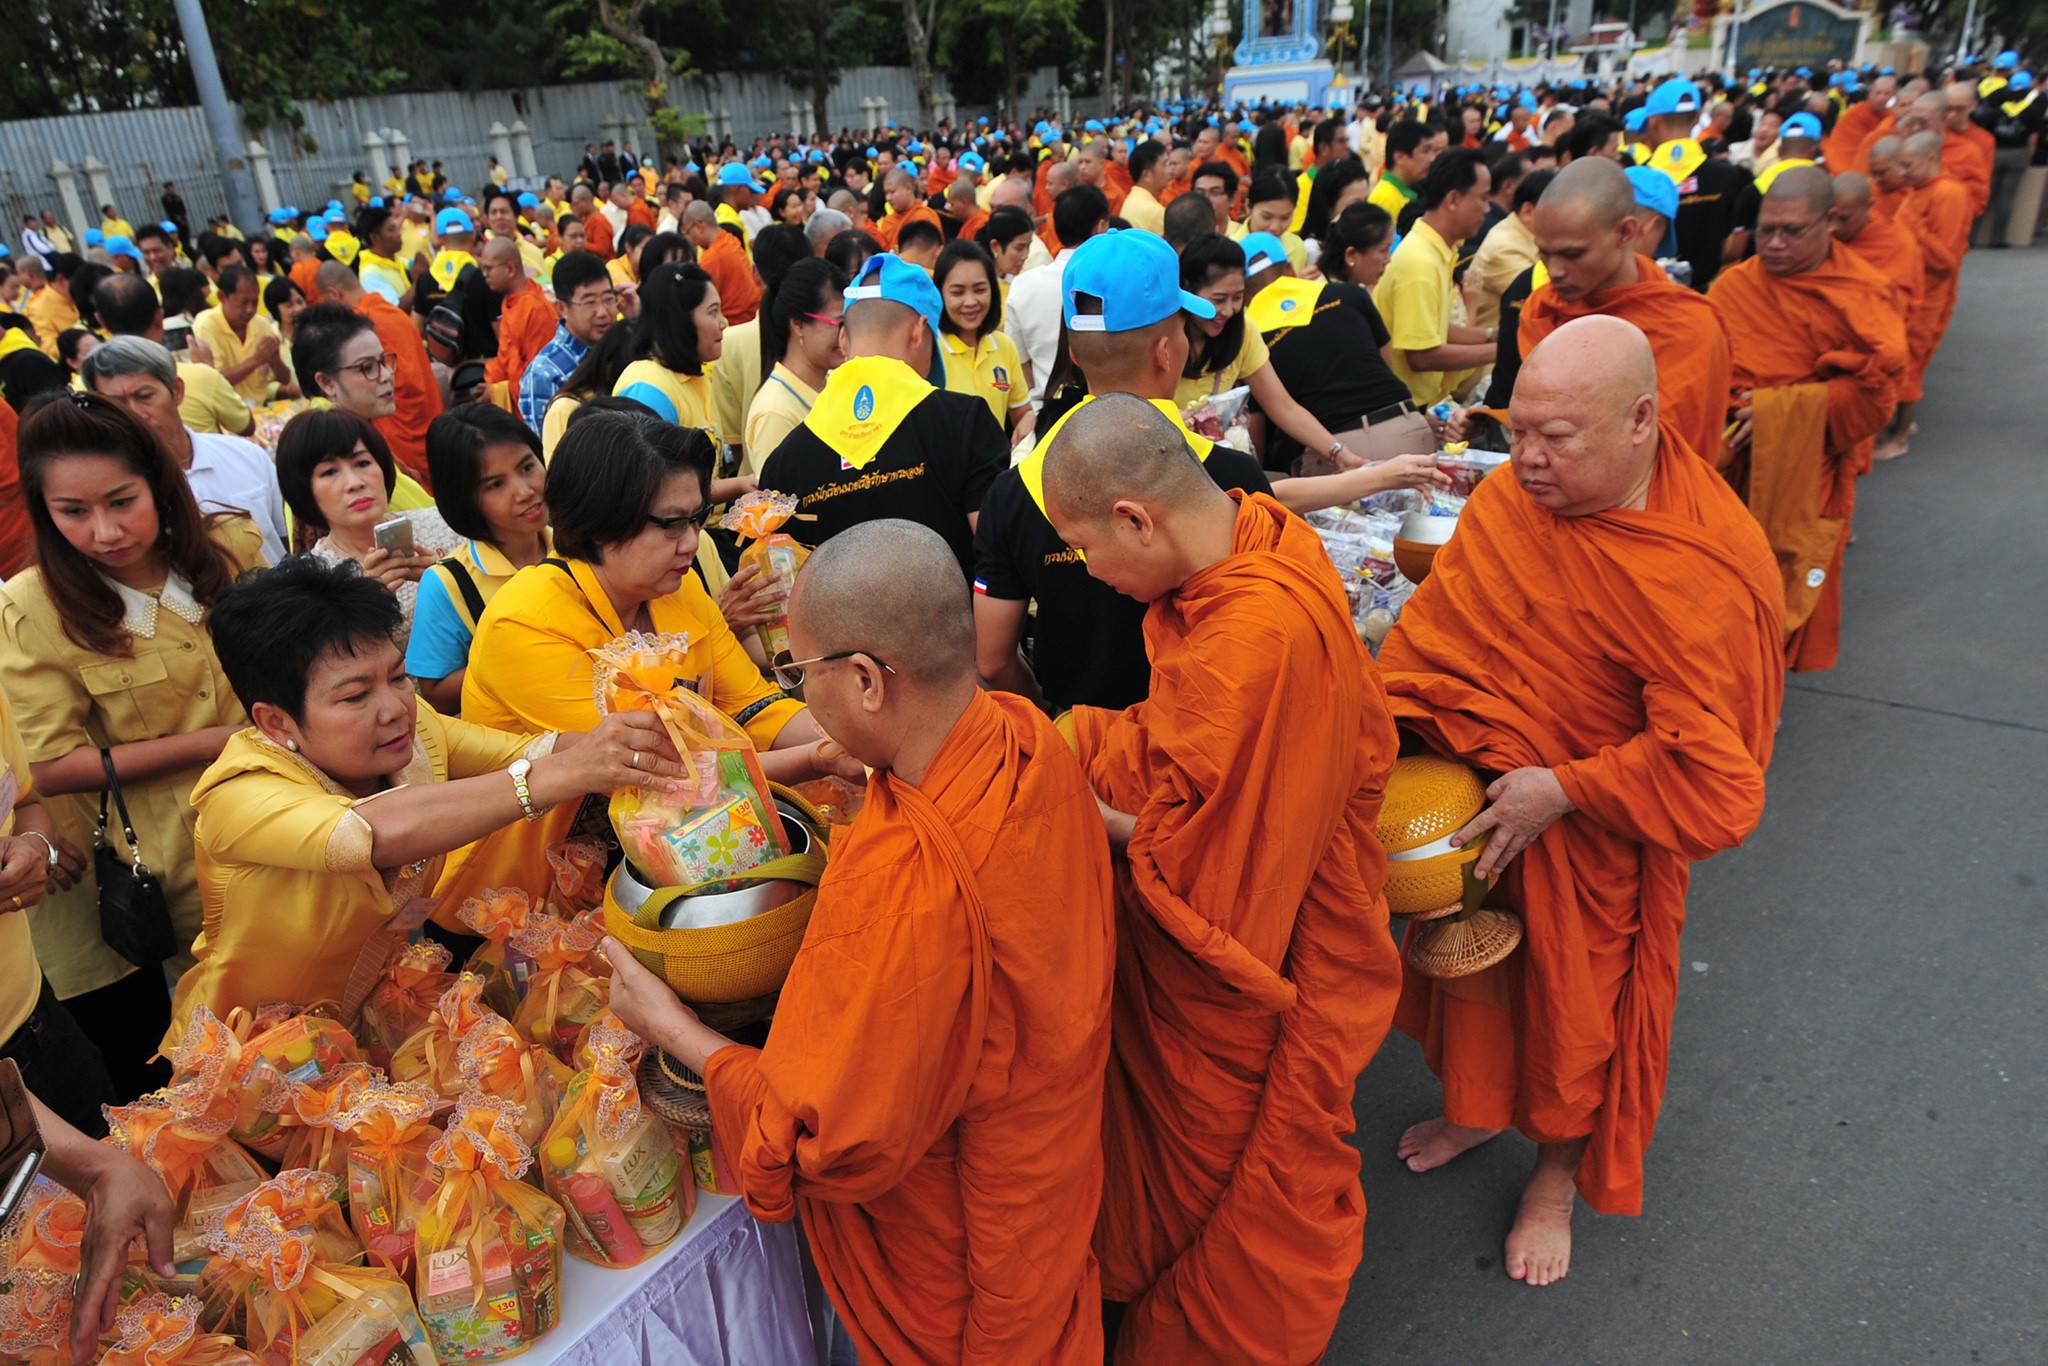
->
[0, 838, 724, 1364]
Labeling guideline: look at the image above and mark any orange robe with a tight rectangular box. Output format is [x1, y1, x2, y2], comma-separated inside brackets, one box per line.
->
[1944, 124, 1995, 214]
[1709, 244, 1908, 671]
[579, 209, 614, 259]
[1071, 492, 1403, 1364]
[954, 207, 989, 243]
[698, 229, 761, 326]
[1894, 174, 1972, 379]
[354, 292, 444, 489]
[706, 690, 1113, 1365]
[1837, 217, 1926, 401]
[1825, 99, 1887, 170]
[1379, 422, 1784, 1215]
[1849, 116, 1897, 173]
[1519, 254, 1735, 469]
[627, 198, 658, 231]
[290, 257, 323, 306]
[874, 204, 942, 254]
[1160, 175, 1192, 207]
[1033, 157, 1056, 218]
[484, 286, 558, 388]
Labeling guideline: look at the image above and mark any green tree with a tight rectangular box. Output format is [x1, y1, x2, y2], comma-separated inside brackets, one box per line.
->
[547, 0, 701, 159]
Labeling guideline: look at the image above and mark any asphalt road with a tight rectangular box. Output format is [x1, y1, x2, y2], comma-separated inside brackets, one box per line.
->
[1331, 243, 2048, 1364]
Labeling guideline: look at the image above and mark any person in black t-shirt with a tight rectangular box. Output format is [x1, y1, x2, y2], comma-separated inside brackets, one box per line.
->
[1483, 264, 1537, 408]
[758, 253, 1007, 581]
[1637, 77, 1752, 290]
[974, 230, 1272, 712]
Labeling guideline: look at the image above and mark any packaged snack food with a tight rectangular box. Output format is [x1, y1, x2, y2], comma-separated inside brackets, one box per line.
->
[507, 912, 611, 1065]
[357, 941, 458, 1072]
[1432, 445, 1510, 498]
[415, 1097, 564, 1362]
[274, 1061, 385, 1184]
[102, 1293, 263, 1366]
[592, 633, 788, 891]
[0, 1176, 84, 1360]
[537, 1026, 690, 1267]
[340, 1081, 446, 1280]
[722, 490, 810, 659]
[543, 840, 606, 916]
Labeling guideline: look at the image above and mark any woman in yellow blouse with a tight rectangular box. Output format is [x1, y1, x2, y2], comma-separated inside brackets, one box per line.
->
[743, 257, 846, 477]
[933, 240, 1034, 447]
[613, 262, 726, 445]
[168, 556, 681, 1047]
[437, 410, 863, 911]
[0, 393, 265, 1099]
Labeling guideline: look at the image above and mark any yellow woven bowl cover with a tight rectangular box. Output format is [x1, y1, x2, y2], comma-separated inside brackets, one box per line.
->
[1376, 755, 1488, 855]
[1384, 842, 1486, 918]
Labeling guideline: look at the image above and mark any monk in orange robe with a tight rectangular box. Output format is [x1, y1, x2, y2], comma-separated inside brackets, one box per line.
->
[1042, 397, 1405, 1363]
[1941, 82, 1995, 215]
[479, 239, 560, 388]
[1519, 159, 1734, 469]
[686, 204, 762, 325]
[1825, 75, 1896, 169]
[1382, 315, 1784, 1286]
[1710, 168, 1908, 672]
[1879, 133, 1972, 460]
[1865, 134, 1909, 220]
[1849, 76, 1930, 170]
[1830, 170, 1925, 459]
[604, 520, 1115, 1366]
[319, 262, 444, 487]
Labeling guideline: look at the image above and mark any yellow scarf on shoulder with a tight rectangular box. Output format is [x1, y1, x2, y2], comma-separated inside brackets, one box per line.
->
[1752, 157, 1816, 194]
[429, 249, 476, 291]
[1649, 138, 1708, 185]
[1245, 275, 1327, 338]
[802, 354, 935, 471]
[1018, 396, 1219, 541]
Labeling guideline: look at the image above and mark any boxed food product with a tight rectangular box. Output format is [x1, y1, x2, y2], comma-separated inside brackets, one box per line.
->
[537, 1026, 690, 1268]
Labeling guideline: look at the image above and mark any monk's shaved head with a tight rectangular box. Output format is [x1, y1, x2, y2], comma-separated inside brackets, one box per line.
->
[1532, 157, 1642, 302]
[1868, 135, 1908, 192]
[1757, 167, 1834, 275]
[1831, 171, 1873, 209]
[1763, 165, 1833, 217]
[314, 260, 360, 299]
[1897, 92, 1945, 137]
[1539, 157, 1635, 225]
[788, 520, 974, 690]
[1509, 316, 1660, 518]
[481, 235, 522, 267]
[1829, 172, 1876, 241]
[1040, 396, 1239, 603]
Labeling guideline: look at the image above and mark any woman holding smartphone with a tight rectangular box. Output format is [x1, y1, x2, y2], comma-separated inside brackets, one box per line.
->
[275, 408, 458, 650]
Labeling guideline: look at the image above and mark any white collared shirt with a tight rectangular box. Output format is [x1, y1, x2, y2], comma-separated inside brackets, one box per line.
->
[1004, 247, 1074, 407]
[184, 427, 287, 565]
[103, 569, 204, 638]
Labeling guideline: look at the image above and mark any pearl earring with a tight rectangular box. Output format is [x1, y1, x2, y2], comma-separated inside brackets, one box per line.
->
[285, 739, 298, 752]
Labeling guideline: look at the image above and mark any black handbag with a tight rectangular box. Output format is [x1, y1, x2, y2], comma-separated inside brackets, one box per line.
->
[93, 747, 177, 968]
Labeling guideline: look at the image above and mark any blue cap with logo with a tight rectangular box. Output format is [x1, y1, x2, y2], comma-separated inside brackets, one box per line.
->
[1643, 77, 1702, 117]
[843, 252, 944, 333]
[1061, 230, 1215, 333]
[267, 207, 293, 225]
[718, 162, 765, 191]
[1624, 165, 1679, 225]
[1780, 111, 1824, 140]
[434, 207, 472, 235]
[1623, 106, 1648, 132]
[304, 218, 328, 242]
[1238, 232, 1291, 276]
[958, 151, 986, 174]
[1995, 49, 2018, 69]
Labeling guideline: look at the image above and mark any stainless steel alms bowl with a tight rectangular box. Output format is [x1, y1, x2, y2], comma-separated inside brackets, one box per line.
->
[608, 798, 816, 931]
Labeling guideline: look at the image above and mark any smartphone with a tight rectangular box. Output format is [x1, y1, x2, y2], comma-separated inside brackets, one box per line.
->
[164, 322, 191, 353]
[373, 517, 415, 557]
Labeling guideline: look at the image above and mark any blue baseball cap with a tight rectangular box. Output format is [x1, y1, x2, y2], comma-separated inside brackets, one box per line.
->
[1085, 119, 1103, 132]
[1780, 112, 1824, 140]
[368, 196, 385, 208]
[907, 139, 924, 154]
[1794, 66, 1812, 78]
[1061, 230, 1214, 333]
[434, 207, 472, 235]
[1623, 107, 1648, 132]
[958, 151, 986, 174]
[325, 210, 346, 225]
[1994, 50, 2018, 69]
[1624, 166, 1680, 258]
[2012, 71, 2035, 92]
[750, 155, 773, 169]
[267, 207, 292, 225]
[82, 228, 105, 247]
[158, 220, 178, 234]
[304, 218, 328, 242]
[843, 252, 943, 332]
[1239, 232, 1291, 276]
[104, 234, 142, 262]
[718, 162, 765, 191]
[685, 161, 702, 174]
[1643, 77, 1702, 117]
[516, 191, 540, 208]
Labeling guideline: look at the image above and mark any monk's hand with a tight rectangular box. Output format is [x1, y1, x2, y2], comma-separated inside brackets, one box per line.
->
[598, 936, 729, 1072]
[1452, 767, 1575, 881]
[717, 562, 786, 631]
[1726, 404, 1754, 453]
[1096, 797, 1136, 854]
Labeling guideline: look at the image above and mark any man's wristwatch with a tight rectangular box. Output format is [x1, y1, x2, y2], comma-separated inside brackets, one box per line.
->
[508, 759, 541, 822]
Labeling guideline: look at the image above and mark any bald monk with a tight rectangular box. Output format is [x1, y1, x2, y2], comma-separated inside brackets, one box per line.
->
[1825, 74, 1896, 169]
[317, 261, 443, 486]
[1866, 134, 1910, 221]
[1830, 172, 1925, 463]
[1850, 79, 1934, 171]
[1043, 397, 1404, 1363]
[603, 519, 1115, 1365]
[1941, 81, 1995, 215]
[1885, 132, 1974, 460]
[479, 236, 558, 389]
[1710, 168, 1908, 671]
[1384, 316, 1783, 1286]
[1519, 159, 1734, 468]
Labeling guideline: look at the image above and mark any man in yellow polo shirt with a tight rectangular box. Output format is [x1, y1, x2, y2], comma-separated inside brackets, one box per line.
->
[1121, 141, 1172, 235]
[1374, 148, 1497, 407]
[192, 266, 287, 403]
[1369, 120, 1446, 221]
[1290, 118, 1352, 232]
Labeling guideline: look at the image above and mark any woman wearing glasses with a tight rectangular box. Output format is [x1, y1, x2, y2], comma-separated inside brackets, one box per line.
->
[276, 409, 459, 650]
[290, 303, 438, 510]
[744, 257, 847, 477]
[434, 408, 861, 909]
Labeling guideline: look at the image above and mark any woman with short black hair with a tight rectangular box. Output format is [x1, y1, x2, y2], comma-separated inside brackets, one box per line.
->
[168, 554, 682, 1042]
[438, 409, 861, 909]
[612, 262, 726, 442]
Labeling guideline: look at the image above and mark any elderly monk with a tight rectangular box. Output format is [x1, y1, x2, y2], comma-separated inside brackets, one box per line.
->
[1383, 316, 1784, 1286]
[1850, 81, 1936, 172]
[1941, 81, 1996, 215]
[1881, 133, 1973, 461]
[603, 519, 1116, 1365]
[1043, 397, 1404, 1364]
[1830, 172, 1925, 463]
[1519, 159, 1733, 468]
[1825, 74, 1896, 169]
[1710, 168, 1908, 672]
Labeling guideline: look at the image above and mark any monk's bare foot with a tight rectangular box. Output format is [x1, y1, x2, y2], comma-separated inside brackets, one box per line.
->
[1397, 1117, 1501, 1173]
[1505, 1137, 1587, 1287]
[1872, 433, 1910, 461]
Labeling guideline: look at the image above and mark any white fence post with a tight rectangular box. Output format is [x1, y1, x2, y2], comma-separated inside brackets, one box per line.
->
[81, 155, 115, 219]
[490, 121, 516, 176]
[510, 119, 538, 178]
[247, 140, 281, 213]
[362, 129, 390, 186]
[50, 159, 90, 239]
[388, 128, 412, 180]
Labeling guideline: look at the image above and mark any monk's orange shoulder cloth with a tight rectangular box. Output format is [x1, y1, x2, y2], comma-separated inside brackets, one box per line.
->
[1944, 130, 1993, 213]
[704, 689, 1115, 1366]
[1521, 254, 1736, 468]
[1896, 176, 1974, 377]
[1840, 217, 1927, 402]
[1377, 426, 1784, 1215]
[1069, 491, 1403, 1365]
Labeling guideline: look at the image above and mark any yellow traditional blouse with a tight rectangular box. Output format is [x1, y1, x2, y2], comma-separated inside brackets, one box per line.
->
[0, 517, 265, 998]
[613, 360, 725, 448]
[166, 710, 552, 1047]
[436, 557, 803, 909]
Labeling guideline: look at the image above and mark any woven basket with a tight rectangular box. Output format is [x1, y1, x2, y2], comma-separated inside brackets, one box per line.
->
[603, 785, 829, 1005]
[638, 1048, 713, 1130]
[1406, 907, 1524, 979]
[1377, 755, 1489, 854]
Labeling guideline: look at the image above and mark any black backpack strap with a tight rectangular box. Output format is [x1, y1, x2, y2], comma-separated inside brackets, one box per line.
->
[436, 556, 487, 628]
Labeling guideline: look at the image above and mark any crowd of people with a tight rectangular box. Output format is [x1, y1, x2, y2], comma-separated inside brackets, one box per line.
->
[0, 44, 2032, 1365]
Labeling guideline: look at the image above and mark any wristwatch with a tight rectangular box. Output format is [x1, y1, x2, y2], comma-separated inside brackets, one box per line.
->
[508, 759, 541, 822]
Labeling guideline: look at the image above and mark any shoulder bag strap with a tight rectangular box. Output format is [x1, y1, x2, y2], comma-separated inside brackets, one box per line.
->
[98, 747, 151, 875]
